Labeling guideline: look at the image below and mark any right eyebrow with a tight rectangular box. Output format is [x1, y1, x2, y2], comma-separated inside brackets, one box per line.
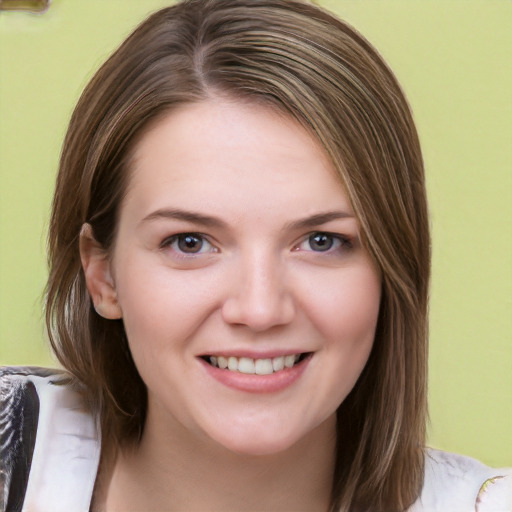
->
[139, 208, 227, 229]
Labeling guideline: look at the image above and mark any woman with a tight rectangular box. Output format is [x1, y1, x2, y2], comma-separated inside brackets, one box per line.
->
[1, 0, 510, 510]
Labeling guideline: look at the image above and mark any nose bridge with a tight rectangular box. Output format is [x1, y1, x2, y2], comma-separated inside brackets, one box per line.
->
[222, 246, 295, 331]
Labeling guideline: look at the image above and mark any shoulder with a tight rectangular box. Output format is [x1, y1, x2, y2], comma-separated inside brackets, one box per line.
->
[1, 366, 101, 512]
[409, 448, 512, 512]
[1, 367, 63, 510]
[1, 366, 71, 413]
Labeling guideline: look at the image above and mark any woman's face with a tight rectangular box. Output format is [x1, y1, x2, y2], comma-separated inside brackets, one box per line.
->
[107, 98, 381, 455]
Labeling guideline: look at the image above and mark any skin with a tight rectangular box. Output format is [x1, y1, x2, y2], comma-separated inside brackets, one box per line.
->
[81, 98, 381, 511]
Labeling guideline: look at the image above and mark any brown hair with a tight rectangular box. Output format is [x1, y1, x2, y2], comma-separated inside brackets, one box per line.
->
[46, 1, 430, 510]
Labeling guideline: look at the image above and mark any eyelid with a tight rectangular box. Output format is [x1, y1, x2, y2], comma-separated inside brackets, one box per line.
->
[294, 231, 353, 253]
[160, 232, 218, 255]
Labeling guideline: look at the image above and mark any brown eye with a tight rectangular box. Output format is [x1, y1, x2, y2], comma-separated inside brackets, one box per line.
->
[162, 233, 215, 255]
[176, 234, 204, 253]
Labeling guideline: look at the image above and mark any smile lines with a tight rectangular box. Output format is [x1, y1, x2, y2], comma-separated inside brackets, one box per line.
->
[206, 354, 308, 375]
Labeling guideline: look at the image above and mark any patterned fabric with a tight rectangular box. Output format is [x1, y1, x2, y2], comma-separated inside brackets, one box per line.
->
[1, 367, 510, 511]
[0, 367, 100, 512]
[1, 369, 34, 510]
[409, 449, 512, 512]
[0, 367, 61, 511]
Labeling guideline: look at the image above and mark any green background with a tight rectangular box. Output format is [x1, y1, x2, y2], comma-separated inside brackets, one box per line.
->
[1, 0, 510, 467]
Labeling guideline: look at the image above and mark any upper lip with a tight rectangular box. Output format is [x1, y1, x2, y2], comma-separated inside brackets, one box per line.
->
[197, 349, 312, 359]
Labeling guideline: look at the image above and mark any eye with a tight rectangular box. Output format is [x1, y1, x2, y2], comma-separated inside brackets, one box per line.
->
[161, 233, 216, 255]
[308, 233, 335, 252]
[296, 232, 352, 253]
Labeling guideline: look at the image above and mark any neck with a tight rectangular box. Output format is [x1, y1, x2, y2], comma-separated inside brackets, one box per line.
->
[94, 406, 336, 512]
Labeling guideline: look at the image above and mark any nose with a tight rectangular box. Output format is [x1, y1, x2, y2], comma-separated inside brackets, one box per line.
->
[221, 251, 296, 332]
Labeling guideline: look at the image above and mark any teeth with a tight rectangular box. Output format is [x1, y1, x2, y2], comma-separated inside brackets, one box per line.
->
[255, 359, 273, 375]
[238, 357, 255, 374]
[284, 355, 296, 368]
[272, 357, 284, 372]
[207, 354, 304, 374]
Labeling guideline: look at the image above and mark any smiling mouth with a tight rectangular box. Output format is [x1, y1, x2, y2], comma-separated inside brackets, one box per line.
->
[201, 353, 311, 375]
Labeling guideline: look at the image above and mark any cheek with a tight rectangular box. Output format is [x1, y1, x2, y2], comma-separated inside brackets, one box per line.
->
[289, 267, 381, 425]
[306, 267, 381, 346]
[113, 262, 221, 354]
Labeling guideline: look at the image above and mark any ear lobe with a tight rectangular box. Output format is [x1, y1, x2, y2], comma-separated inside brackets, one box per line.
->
[79, 223, 123, 320]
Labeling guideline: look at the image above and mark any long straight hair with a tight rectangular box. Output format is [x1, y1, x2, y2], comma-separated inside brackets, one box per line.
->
[46, 1, 430, 510]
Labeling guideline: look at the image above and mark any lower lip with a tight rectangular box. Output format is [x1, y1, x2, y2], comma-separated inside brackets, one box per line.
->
[199, 356, 311, 393]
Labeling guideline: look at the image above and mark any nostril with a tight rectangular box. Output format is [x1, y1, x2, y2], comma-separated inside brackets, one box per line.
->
[221, 292, 296, 332]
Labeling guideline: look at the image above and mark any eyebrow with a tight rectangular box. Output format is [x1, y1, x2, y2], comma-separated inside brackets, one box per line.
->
[140, 208, 354, 230]
[140, 208, 227, 228]
[284, 211, 355, 231]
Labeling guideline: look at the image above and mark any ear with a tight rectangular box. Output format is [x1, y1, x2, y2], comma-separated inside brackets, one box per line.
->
[79, 223, 122, 320]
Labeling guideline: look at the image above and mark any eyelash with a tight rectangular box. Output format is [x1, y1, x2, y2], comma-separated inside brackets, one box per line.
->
[294, 232, 353, 254]
[160, 231, 352, 257]
[160, 233, 217, 256]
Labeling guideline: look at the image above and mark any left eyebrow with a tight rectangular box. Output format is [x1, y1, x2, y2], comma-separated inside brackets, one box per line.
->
[284, 211, 355, 231]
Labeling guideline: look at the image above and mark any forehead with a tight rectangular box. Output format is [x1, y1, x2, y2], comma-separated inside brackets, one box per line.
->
[122, 98, 352, 222]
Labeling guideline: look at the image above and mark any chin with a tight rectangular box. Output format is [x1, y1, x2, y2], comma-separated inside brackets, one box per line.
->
[212, 415, 335, 457]
[209, 426, 306, 457]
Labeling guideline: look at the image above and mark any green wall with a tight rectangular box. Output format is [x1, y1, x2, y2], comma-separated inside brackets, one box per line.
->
[1, 0, 510, 467]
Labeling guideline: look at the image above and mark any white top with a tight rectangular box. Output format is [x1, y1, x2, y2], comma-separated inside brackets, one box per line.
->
[2, 369, 511, 511]
[410, 450, 512, 512]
